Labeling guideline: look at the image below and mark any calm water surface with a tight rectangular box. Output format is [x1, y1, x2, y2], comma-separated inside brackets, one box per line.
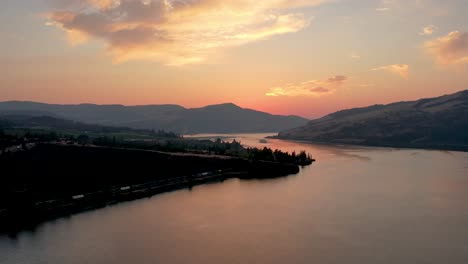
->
[2, 134, 468, 264]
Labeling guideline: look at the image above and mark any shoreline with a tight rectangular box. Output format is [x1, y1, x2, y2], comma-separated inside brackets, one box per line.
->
[267, 136, 468, 153]
[0, 144, 308, 234]
[0, 171, 244, 234]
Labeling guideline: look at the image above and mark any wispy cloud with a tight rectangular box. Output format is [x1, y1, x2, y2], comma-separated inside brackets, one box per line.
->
[358, 83, 375, 87]
[349, 52, 360, 59]
[371, 64, 409, 79]
[376, 7, 389, 11]
[424, 31, 468, 64]
[419, 25, 437, 36]
[266, 75, 347, 97]
[326, 75, 347, 84]
[88, 0, 117, 9]
[46, 0, 329, 65]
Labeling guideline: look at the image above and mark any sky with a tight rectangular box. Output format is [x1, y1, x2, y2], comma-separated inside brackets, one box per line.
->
[0, 0, 467, 118]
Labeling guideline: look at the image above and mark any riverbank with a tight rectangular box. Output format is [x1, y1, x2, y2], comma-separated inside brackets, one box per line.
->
[268, 136, 468, 152]
[0, 143, 308, 233]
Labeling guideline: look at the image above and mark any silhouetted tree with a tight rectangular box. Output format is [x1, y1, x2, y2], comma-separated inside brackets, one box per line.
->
[77, 134, 90, 145]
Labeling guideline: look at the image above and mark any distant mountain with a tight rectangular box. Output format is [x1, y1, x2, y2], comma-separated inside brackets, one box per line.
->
[275, 90, 468, 151]
[0, 102, 309, 134]
[0, 114, 152, 134]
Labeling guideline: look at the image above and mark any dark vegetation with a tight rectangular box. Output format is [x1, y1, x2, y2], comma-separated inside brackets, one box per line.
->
[94, 137, 312, 165]
[0, 115, 314, 233]
[0, 114, 313, 165]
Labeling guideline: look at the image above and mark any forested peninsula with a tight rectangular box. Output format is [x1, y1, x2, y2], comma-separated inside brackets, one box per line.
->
[0, 116, 314, 232]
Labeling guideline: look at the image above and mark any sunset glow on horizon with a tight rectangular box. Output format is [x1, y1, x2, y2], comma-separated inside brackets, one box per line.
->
[1, 0, 467, 118]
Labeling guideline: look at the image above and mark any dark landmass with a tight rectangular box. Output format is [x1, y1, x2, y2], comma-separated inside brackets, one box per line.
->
[0, 101, 309, 134]
[0, 144, 306, 233]
[0, 114, 313, 164]
[0, 114, 179, 150]
[0, 114, 179, 138]
[0, 120, 314, 233]
[273, 90, 468, 151]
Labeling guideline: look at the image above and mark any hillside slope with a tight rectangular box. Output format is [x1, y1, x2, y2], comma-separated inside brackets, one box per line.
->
[276, 90, 468, 150]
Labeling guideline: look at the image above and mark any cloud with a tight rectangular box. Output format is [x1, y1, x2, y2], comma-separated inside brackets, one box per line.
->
[327, 75, 347, 84]
[375, 0, 392, 12]
[46, 0, 328, 65]
[419, 25, 437, 36]
[266, 75, 347, 97]
[376, 7, 389, 11]
[371, 64, 409, 79]
[349, 52, 360, 59]
[88, 0, 118, 9]
[424, 31, 468, 64]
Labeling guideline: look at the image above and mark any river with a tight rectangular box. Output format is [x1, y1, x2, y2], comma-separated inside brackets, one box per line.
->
[1, 134, 468, 264]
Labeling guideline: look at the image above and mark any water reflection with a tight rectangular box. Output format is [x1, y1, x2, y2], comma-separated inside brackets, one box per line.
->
[2, 134, 468, 264]
[186, 133, 374, 162]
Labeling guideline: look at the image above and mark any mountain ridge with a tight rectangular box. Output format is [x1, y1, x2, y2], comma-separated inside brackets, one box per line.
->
[0, 101, 309, 134]
[274, 90, 468, 151]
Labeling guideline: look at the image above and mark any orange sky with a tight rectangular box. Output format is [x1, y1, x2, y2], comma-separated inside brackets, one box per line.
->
[1, 0, 467, 118]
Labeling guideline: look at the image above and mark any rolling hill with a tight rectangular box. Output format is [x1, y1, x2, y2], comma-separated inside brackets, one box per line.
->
[0, 102, 308, 134]
[275, 90, 468, 151]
